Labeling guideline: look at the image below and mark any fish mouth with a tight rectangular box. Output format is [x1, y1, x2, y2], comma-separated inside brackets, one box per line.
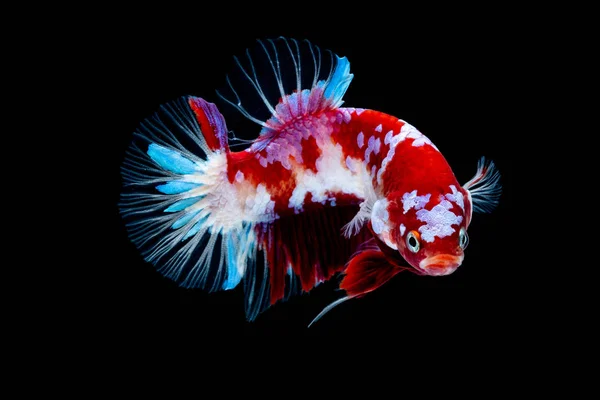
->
[418, 254, 464, 276]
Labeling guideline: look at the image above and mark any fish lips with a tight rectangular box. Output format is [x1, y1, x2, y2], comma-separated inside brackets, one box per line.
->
[418, 254, 464, 276]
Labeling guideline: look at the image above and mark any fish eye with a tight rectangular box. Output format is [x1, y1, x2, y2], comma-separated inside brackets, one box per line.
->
[406, 231, 420, 253]
[459, 227, 469, 250]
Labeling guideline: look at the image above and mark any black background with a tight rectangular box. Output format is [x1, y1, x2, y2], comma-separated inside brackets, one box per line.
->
[101, 8, 518, 341]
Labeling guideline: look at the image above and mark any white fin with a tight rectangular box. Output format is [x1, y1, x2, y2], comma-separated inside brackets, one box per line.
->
[463, 156, 502, 213]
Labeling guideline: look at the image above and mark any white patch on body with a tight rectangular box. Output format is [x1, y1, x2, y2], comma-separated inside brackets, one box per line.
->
[402, 190, 431, 214]
[345, 155, 357, 173]
[384, 130, 394, 145]
[341, 164, 377, 238]
[288, 142, 365, 213]
[373, 138, 381, 154]
[357, 131, 364, 148]
[250, 113, 340, 171]
[398, 120, 439, 151]
[399, 223, 406, 236]
[183, 153, 279, 233]
[416, 200, 463, 243]
[375, 124, 383, 132]
[371, 200, 388, 234]
[365, 136, 376, 163]
[342, 109, 352, 123]
[235, 170, 244, 182]
[264, 137, 299, 170]
[444, 185, 465, 210]
[370, 199, 398, 250]
[377, 125, 409, 185]
[244, 183, 277, 222]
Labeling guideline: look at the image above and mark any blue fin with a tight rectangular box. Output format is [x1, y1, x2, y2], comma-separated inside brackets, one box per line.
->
[164, 196, 204, 212]
[182, 215, 209, 241]
[172, 209, 201, 229]
[156, 181, 202, 195]
[147, 143, 198, 175]
[324, 56, 353, 108]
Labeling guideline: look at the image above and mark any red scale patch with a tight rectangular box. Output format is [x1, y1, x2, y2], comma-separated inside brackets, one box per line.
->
[380, 141, 455, 195]
[227, 150, 295, 215]
[301, 135, 321, 173]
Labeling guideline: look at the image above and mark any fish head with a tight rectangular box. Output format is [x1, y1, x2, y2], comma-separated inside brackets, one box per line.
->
[370, 185, 471, 276]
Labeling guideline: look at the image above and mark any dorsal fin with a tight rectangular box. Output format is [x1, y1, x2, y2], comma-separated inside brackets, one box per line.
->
[216, 37, 353, 147]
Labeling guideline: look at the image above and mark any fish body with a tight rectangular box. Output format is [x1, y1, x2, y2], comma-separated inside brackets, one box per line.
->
[120, 38, 501, 324]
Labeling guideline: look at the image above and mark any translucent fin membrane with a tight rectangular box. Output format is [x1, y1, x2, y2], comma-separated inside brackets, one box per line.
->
[216, 37, 353, 145]
[243, 244, 302, 321]
[120, 97, 248, 292]
[463, 156, 502, 213]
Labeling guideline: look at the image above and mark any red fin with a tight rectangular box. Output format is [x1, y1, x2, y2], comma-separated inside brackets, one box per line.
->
[340, 250, 404, 297]
[188, 97, 229, 152]
[257, 205, 371, 305]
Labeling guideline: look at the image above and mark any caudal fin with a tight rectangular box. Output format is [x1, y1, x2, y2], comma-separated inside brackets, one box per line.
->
[120, 96, 255, 293]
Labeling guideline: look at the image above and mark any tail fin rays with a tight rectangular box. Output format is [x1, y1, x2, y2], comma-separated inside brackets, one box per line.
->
[120, 96, 255, 294]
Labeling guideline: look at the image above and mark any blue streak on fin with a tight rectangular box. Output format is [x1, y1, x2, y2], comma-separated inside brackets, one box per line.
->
[164, 196, 203, 212]
[171, 209, 201, 229]
[182, 216, 208, 241]
[156, 181, 202, 195]
[222, 235, 243, 290]
[147, 143, 197, 175]
[324, 56, 353, 108]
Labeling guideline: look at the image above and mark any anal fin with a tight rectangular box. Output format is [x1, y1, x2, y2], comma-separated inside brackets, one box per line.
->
[257, 204, 371, 306]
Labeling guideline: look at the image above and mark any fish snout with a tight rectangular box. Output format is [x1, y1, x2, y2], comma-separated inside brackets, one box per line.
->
[419, 254, 464, 276]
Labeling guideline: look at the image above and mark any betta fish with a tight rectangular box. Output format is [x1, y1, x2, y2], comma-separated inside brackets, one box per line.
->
[119, 37, 501, 326]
